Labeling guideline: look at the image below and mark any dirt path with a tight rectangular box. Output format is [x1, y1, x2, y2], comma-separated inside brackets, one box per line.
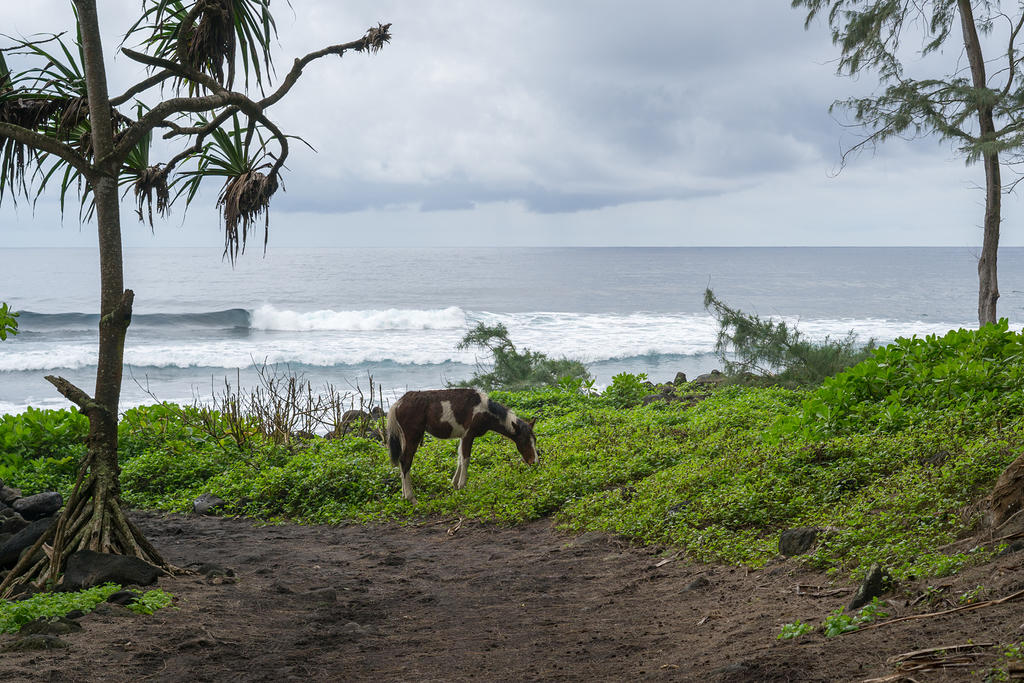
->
[1, 511, 1022, 681]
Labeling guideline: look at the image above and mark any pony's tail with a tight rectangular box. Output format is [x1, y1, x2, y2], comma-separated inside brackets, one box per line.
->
[386, 401, 404, 468]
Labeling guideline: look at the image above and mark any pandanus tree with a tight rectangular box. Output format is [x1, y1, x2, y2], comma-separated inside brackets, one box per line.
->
[0, 0, 390, 596]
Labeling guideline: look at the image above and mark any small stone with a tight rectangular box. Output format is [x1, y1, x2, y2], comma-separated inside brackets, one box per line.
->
[673, 372, 688, 385]
[1000, 540, 1024, 556]
[12, 492, 63, 521]
[693, 370, 727, 387]
[779, 528, 820, 557]
[0, 516, 57, 569]
[106, 590, 141, 605]
[848, 563, 890, 610]
[193, 493, 227, 516]
[61, 550, 161, 590]
[0, 486, 22, 507]
[0, 508, 28, 535]
[90, 603, 136, 618]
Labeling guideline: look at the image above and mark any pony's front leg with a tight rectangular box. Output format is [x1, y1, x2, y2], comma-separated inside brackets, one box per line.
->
[451, 437, 473, 490]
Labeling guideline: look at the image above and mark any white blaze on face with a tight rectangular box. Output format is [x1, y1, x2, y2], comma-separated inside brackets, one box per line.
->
[440, 400, 466, 437]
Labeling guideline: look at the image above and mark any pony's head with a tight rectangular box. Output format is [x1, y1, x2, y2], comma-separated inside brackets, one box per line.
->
[513, 418, 539, 464]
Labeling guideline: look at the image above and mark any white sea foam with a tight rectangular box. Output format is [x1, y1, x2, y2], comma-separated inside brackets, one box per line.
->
[249, 305, 467, 331]
[0, 310, 976, 373]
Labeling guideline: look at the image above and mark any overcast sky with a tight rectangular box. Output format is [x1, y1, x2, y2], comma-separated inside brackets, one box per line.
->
[1, 1, 1017, 249]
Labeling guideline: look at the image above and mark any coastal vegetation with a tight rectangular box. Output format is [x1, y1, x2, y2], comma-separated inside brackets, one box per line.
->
[3, 321, 1023, 584]
[703, 288, 874, 387]
[456, 322, 592, 392]
[0, 303, 16, 340]
[0, 0, 390, 594]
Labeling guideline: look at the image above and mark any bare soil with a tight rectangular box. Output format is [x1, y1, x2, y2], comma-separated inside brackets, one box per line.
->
[2, 511, 1024, 682]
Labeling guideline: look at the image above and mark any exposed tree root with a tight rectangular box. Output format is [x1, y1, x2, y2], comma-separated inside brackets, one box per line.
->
[0, 455, 169, 598]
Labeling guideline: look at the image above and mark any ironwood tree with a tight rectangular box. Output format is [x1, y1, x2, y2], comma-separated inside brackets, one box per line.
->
[0, 0, 389, 595]
[793, 0, 1024, 326]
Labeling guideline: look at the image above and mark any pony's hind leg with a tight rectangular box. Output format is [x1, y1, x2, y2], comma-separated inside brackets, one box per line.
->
[399, 440, 420, 504]
[451, 437, 473, 490]
[400, 459, 417, 504]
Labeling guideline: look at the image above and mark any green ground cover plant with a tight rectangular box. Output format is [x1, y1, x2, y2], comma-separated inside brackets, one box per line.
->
[779, 319, 1024, 438]
[0, 584, 174, 633]
[5, 323, 1024, 582]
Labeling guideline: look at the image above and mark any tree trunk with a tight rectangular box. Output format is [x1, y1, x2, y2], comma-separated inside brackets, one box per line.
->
[958, 0, 1001, 326]
[978, 154, 1001, 326]
[0, 0, 166, 597]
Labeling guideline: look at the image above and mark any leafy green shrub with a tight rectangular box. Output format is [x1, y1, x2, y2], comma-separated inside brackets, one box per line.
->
[704, 288, 874, 387]
[0, 408, 88, 485]
[456, 322, 592, 391]
[0, 302, 17, 341]
[120, 440, 250, 510]
[119, 402, 253, 462]
[603, 372, 651, 408]
[779, 320, 1024, 438]
[3, 454, 80, 497]
[0, 408, 88, 461]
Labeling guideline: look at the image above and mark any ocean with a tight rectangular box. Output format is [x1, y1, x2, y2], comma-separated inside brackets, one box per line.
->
[2, 246, 1021, 417]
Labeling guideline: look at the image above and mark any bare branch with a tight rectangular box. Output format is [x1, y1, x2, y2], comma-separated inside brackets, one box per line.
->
[121, 46, 225, 95]
[1002, 12, 1024, 97]
[158, 106, 236, 178]
[258, 24, 392, 109]
[249, 110, 289, 178]
[111, 24, 389, 170]
[0, 120, 93, 177]
[109, 69, 176, 107]
[44, 375, 106, 416]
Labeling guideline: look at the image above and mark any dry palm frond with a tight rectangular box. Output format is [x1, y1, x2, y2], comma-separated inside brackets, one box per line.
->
[133, 165, 170, 227]
[360, 23, 392, 54]
[217, 168, 278, 263]
[184, 0, 236, 86]
[56, 96, 88, 135]
[0, 96, 62, 130]
[125, 0, 280, 90]
[0, 94, 63, 201]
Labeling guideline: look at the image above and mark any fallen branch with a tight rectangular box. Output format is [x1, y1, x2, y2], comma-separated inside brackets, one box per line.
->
[861, 642, 996, 682]
[849, 588, 1024, 635]
[886, 642, 995, 665]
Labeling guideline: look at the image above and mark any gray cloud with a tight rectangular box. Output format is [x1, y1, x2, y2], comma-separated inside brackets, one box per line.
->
[0, 0, 1014, 246]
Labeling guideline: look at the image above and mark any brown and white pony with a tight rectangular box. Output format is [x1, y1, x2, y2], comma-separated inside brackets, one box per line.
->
[386, 388, 538, 503]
